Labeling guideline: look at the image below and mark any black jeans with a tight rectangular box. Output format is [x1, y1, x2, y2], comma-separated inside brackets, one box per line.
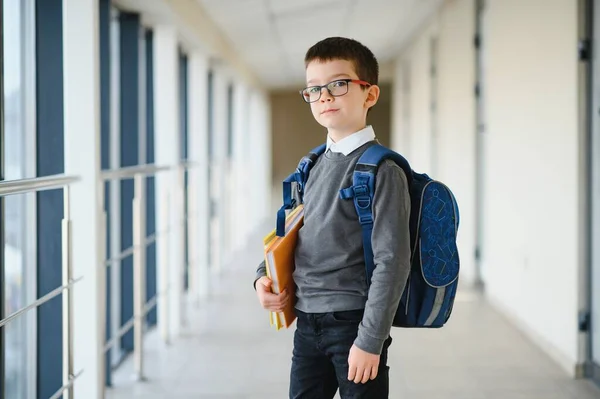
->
[289, 309, 392, 399]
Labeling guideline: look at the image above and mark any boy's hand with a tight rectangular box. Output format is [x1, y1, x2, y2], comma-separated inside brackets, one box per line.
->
[256, 276, 289, 312]
[347, 344, 380, 384]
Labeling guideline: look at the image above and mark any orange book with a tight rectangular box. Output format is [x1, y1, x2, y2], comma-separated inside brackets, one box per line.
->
[263, 205, 304, 329]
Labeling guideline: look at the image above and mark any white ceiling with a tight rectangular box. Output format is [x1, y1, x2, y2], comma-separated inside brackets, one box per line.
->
[197, 0, 444, 89]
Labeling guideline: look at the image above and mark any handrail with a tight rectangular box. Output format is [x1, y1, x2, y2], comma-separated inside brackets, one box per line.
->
[0, 276, 83, 329]
[101, 164, 171, 181]
[104, 317, 135, 353]
[143, 295, 158, 316]
[180, 160, 199, 169]
[103, 226, 172, 268]
[0, 174, 80, 196]
[100, 161, 197, 381]
[105, 245, 136, 267]
[0, 163, 200, 392]
[48, 369, 83, 399]
[103, 291, 160, 353]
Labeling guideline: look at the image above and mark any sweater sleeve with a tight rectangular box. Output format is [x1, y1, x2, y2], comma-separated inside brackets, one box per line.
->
[354, 160, 411, 355]
[254, 260, 267, 289]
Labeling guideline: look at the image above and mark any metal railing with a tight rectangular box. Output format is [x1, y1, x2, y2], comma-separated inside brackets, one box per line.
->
[100, 162, 197, 382]
[0, 162, 200, 396]
[0, 174, 81, 399]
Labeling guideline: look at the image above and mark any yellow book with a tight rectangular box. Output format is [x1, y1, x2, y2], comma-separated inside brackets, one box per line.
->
[265, 256, 283, 330]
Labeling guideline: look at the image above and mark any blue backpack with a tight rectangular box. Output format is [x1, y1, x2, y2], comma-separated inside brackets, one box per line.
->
[276, 143, 460, 328]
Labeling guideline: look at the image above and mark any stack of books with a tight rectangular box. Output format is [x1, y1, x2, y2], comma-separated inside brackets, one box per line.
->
[263, 205, 304, 330]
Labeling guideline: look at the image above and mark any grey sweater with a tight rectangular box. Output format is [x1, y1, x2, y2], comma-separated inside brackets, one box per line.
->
[256, 141, 411, 355]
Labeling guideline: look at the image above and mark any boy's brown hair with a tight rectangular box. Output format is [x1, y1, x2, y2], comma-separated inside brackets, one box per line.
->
[304, 37, 379, 86]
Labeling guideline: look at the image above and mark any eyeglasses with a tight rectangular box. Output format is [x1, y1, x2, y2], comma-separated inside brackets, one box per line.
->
[300, 79, 371, 103]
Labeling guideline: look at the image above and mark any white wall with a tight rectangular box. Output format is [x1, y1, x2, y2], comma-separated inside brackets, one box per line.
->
[404, 26, 434, 173]
[483, 0, 580, 375]
[392, 0, 582, 376]
[248, 90, 273, 227]
[231, 81, 249, 251]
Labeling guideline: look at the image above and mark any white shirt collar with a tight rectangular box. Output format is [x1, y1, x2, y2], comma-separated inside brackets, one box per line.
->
[326, 125, 376, 156]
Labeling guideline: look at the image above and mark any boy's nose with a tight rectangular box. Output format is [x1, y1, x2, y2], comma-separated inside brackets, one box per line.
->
[320, 88, 334, 102]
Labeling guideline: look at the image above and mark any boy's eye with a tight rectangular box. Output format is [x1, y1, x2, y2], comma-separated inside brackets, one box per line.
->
[308, 87, 320, 94]
[331, 80, 347, 88]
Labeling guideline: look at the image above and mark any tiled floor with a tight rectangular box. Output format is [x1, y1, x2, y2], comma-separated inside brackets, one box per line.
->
[106, 231, 600, 399]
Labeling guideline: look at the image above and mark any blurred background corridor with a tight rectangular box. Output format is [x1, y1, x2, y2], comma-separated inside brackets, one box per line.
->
[2, 0, 600, 398]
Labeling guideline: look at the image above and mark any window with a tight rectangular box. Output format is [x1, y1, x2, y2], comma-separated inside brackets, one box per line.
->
[2, 0, 36, 398]
[109, 5, 123, 367]
[227, 84, 233, 158]
[179, 51, 189, 289]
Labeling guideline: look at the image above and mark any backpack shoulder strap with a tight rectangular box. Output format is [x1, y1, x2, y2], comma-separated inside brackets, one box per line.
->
[276, 143, 326, 236]
[296, 143, 327, 198]
[338, 144, 412, 284]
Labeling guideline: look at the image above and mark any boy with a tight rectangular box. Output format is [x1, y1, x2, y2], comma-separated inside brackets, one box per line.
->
[254, 37, 411, 399]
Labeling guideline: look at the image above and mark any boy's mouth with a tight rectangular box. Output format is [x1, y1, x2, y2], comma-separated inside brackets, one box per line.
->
[321, 108, 339, 115]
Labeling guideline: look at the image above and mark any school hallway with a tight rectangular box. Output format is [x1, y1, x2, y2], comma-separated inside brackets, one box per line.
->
[102, 224, 600, 399]
[5, 1, 600, 398]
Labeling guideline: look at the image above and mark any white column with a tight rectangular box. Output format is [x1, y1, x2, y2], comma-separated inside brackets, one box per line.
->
[246, 91, 256, 232]
[247, 90, 261, 231]
[188, 52, 210, 301]
[63, 0, 104, 397]
[240, 86, 254, 239]
[211, 67, 228, 273]
[250, 91, 272, 225]
[259, 92, 272, 222]
[153, 25, 183, 340]
[232, 81, 248, 250]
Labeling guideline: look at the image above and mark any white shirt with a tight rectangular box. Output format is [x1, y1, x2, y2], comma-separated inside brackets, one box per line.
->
[326, 125, 376, 156]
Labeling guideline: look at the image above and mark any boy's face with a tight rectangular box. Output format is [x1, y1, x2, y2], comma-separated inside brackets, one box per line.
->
[305, 59, 379, 139]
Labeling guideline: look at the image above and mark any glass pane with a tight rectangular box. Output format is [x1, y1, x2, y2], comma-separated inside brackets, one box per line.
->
[2, 1, 31, 398]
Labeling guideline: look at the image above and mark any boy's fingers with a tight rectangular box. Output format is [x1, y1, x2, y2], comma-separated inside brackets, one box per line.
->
[260, 287, 290, 311]
[347, 364, 356, 381]
[353, 366, 364, 384]
[370, 366, 378, 381]
[272, 290, 288, 303]
[258, 277, 272, 289]
[361, 368, 371, 384]
[257, 283, 270, 293]
[259, 292, 277, 305]
[275, 297, 289, 309]
[268, 293, 288, 304]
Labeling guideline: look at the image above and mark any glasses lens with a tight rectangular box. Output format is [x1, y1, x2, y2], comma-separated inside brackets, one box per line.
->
[301, 89, 312, 103]
[304, 86, 322, 103]
[328, 80, 348, 96]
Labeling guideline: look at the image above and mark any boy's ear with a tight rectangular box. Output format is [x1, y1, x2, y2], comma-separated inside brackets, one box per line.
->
[364, 85, 380, 110]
